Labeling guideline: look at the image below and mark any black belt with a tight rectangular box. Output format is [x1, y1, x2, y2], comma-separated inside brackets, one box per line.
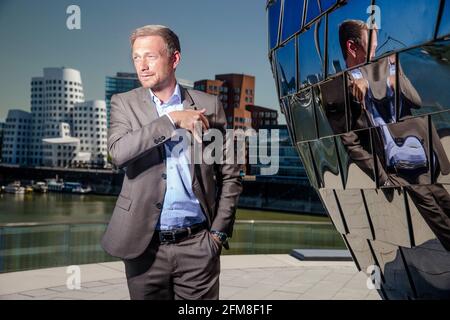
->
[156, 222, 207, 244]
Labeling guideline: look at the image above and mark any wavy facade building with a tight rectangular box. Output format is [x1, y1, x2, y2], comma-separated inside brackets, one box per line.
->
[1, 67, 107, 167]
[267, 0, 450, 299]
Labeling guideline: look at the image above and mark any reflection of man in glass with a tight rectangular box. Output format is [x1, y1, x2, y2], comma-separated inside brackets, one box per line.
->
[338, 20, 450, 250]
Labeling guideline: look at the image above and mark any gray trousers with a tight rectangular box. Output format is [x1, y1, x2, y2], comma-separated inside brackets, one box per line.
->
[122, 229, 221, 300]
[389, 172, 450, 251]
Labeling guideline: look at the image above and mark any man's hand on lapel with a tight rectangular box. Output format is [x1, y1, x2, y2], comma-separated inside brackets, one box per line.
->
[350, 78, 369, 110]
[169, 109, 210, 143]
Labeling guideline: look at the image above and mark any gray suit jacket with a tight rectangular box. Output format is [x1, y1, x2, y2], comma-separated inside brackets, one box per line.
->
[101, 86, 243, 260]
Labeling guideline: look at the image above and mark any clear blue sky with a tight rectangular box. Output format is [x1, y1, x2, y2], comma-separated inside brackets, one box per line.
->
[0, 0, 281, 122]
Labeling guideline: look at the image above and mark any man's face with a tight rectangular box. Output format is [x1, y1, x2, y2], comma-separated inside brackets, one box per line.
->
[346, 29, 378, 67]
[353, 30, 369, 65]
[132, 35, 178, 90]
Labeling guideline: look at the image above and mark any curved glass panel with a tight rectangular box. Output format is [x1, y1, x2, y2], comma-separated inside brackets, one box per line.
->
[315, 75, 347, 137]
[432, 111, 450, 184]
[335, 189, 374, 239]
[298, 17, 325, 88]
[289, 89, 318, 142]
[399, 41, 450, 118]
[268, 0, 282, 50]
[407, 188, 444, 247]
[364, 188, 411, 247]
[310, 136, 343, 189]
[346, 55, 397, 131]
[305, 0, 321, 25]
[275, 38, 297, 97]
[319, 189, 348, 234]
[383, 117, 432, 186]
[370, 240, 415, 299]
[296, 142, 320, 188]
[338, 128, 377, 189]
[374, 0, 440, 58]
[405, 183, 450, 251]
[319, 0, 336, 12]
[327, 0, 371, 75]
[401, 240, 450, 299]
[281, 97, 297, 145]
[344, 234, 376, 271]
[438, 0, 450, 39]
[281, 0, 305, 42]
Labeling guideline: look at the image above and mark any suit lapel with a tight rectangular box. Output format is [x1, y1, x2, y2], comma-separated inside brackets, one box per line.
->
[362, 59, 388, 101]
[180, 86, 195, 111]
[137, 87, 159, 124]
[180, 87, 198, 184]
[181, 87, 210, 216]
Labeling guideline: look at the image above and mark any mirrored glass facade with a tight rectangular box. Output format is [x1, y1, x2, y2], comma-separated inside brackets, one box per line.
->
[267, 0, 450, 299]
[438, 0, 450, 39]
[298, 17, 326, 87]
[374, 0, 440, 58]
[281, 0, 305, 42]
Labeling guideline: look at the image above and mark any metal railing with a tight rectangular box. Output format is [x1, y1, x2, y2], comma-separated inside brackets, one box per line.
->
[0, 220, 345, 273]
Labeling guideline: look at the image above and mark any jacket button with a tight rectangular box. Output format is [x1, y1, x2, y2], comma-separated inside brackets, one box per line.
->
[161, 173, 167, 179]
[156, 203, 162, 210]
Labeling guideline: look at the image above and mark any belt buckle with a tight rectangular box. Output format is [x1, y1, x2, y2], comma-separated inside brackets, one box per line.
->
[159, 231, 177, 244]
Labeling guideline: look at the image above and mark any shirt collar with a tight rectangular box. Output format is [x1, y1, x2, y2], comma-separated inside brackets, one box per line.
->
[149, 83, 181, 107]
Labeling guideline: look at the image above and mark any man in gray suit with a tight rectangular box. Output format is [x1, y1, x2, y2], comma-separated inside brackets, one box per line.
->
[101, 25, 243, 300]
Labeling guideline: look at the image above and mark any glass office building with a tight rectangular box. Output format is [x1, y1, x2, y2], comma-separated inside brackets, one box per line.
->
[105, 73, 141, 128]
[267, 0, 450, 299]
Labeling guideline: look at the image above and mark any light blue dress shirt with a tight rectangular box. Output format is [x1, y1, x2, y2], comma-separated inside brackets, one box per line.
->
[150, 84, 206, 231]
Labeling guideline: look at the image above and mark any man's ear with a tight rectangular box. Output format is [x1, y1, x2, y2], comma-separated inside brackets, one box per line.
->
[347, 40, 358, 59]
[172, 51, 181, 69]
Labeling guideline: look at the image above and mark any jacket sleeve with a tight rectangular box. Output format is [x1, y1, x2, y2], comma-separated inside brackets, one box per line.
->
[108, 94, 175, 169]
[340, 130, 389, 186]
[211, 96, 243, 238]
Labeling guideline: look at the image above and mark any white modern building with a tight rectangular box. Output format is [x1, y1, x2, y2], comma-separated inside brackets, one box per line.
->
[72, 100, 107, 166]
[1, 110, 32, 165]
[42, 122, 80, 167]
[1, 67, 107, 168]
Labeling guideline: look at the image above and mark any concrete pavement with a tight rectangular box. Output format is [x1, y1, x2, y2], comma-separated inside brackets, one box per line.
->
[0, 255, 380, 300]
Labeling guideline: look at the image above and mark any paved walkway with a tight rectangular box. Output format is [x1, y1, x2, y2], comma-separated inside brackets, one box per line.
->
[0, 255, 380, 300]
